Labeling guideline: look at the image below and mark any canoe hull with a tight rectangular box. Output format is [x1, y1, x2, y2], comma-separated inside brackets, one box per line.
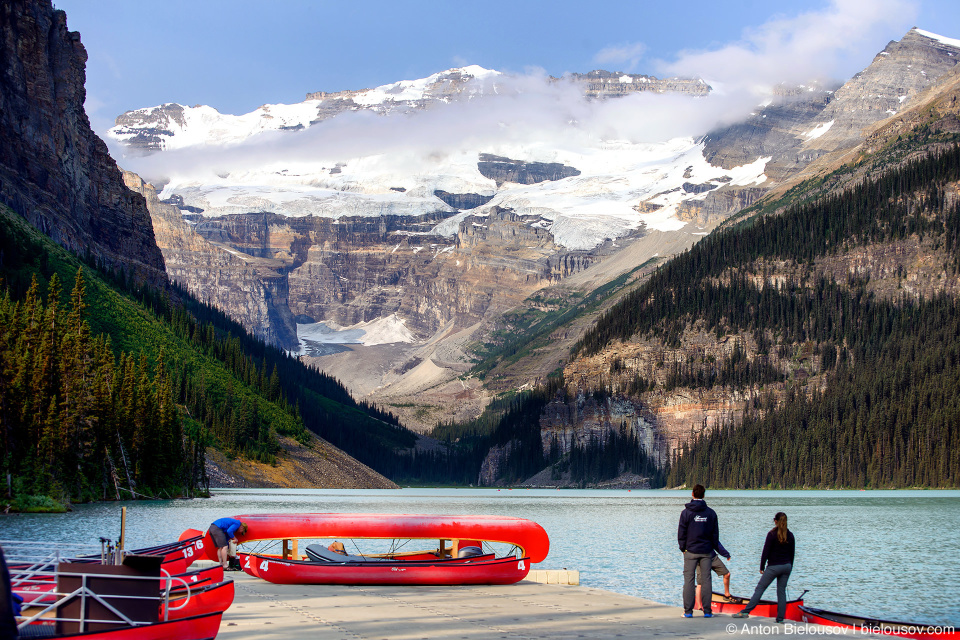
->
[799, 606, 959, 640]
[197, 513, 549, 564]
[239, 551, 532, 585]
[697, 591, 804, 621]
[23, 611, 222, 640]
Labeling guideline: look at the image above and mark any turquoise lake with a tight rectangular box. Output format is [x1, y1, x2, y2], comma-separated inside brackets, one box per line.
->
[1, 488, 957, 626]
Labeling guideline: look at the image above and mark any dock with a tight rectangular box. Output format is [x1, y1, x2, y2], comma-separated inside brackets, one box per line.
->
[215, 568, 854, 639]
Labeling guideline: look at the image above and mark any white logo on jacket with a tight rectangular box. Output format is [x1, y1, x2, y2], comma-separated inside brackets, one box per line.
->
[694, 516, 707, 522]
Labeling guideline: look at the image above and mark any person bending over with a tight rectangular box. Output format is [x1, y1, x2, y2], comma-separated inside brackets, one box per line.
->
[208, 517, 247, 570]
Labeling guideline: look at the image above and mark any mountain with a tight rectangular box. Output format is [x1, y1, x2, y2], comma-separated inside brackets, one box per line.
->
[0, 0, 165, 285]
[557, 61, 960, 488]
[105, 28, 960, 444]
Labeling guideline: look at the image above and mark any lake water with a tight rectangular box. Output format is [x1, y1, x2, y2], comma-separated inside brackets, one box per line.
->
[1, 488, 957, 626]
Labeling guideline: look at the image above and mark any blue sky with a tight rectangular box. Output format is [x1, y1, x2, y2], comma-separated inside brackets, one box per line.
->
[54, 0, 960, 137]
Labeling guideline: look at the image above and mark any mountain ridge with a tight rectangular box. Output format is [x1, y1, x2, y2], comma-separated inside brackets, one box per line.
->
[106, 26, 960, 438]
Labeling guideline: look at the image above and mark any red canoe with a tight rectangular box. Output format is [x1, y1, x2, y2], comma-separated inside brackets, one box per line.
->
[238, 551, 532, 585]
[696, 590, 806, 621]
[187, 512, 550, 563]
[183, 512, 549, 585]
[799, 606, 959, 640]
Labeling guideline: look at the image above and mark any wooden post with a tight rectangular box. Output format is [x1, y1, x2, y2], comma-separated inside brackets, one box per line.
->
[117, 507, 126, 564]
[439, 539, 453, 558]
[292, 539, 298, 560]
[282, 539, 290, 560]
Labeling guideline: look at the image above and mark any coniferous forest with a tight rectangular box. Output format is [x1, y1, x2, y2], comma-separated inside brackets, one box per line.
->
[0, 205, 425, 507]
[576, 144, 960, 488]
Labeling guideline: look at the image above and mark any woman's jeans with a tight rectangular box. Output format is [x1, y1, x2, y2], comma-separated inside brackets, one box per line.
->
[741, 563, 792, 620]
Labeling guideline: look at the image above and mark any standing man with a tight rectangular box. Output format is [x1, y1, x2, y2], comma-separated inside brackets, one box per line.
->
[208, 517, 247, 570]
[678, 484, 731, 618]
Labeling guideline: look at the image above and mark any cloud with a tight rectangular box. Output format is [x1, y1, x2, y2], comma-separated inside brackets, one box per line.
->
[661, 0, 916, 95]
[593, 43, 648, 72]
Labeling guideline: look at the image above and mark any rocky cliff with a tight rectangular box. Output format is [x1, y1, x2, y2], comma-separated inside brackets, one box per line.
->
[563, 70, 710, 98]
[0, 0, 165, 284]
[122, 172, 300, 347]
[689, 28, 960, 224]
[131, 186, 621, 352]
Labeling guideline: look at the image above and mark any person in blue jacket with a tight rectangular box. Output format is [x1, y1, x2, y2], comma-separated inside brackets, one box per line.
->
[678, 484, 731, 618]
[209, 517, 247, 570]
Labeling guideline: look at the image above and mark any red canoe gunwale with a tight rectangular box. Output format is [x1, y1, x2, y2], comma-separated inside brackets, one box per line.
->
[22, 611, 223, 640]
[162, 579, 235, 621]
[189, 512, 550, 564]
[238, 551, 533, 585]
[696, 591, 806, 621]
[799, 606, 959, 640]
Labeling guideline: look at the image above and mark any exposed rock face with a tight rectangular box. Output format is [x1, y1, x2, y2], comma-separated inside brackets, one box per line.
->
[687, 29, 960, 227]
[477, 154, 582, 187]
[135, 194, 620, 351]
[112, 103, 187, 154]
[564, 70, 710, 98]
[0, 0, 166, 284]
[539, 392, 667, 463]
[476, 391, 669, 485]
[123, 172, 299, 347]
[433, 190, 495, 210]
[285, 205, 613, 333]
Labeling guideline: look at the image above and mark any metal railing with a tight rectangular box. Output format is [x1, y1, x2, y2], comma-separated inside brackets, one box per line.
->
[9, 555, 193, 633]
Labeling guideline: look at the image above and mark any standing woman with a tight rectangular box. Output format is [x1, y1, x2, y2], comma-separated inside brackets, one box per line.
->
[732, 512, 795, 623]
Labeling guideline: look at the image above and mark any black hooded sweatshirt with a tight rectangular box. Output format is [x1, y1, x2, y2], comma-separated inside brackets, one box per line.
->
[678, 499, 730, 557]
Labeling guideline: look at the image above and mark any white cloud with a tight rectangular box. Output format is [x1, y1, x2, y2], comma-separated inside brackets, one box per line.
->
[662, 0, 916, 96]
[593, 42, 648, 71]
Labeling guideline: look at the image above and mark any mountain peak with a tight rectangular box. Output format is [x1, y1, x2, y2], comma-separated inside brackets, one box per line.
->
[908, 27, 960, 50]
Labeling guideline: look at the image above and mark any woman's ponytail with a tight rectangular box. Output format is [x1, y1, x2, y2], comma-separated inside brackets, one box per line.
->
[774, 512, 788, 543]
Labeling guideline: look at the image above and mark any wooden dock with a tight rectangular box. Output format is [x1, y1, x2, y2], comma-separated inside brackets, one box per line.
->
[215, 569, 856, 639]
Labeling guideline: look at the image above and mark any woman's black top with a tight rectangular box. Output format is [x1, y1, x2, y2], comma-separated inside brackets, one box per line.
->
[759, 529, 795, 571]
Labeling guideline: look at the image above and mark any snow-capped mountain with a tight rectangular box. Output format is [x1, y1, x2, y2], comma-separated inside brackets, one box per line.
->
[111, 65, 503, 153]
[110, 64, 766, 250]
[110, 29, 960, 411]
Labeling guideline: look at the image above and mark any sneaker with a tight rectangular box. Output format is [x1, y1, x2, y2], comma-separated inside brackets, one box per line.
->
[776, 619, 785, 624]
[683, 613, 693, 618]
[732, 612, 749, 618]
[704, 613, 714, 618]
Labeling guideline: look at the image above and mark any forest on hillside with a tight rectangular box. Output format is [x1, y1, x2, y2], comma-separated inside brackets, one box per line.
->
[0, 206, 434, 508]
[430, 144, 960, 488]
[579, 144, 960, 488]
